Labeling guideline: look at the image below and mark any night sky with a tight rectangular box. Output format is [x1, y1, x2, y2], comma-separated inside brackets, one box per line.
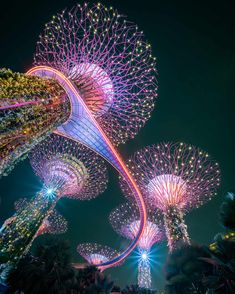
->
[0, 0, 234, 292]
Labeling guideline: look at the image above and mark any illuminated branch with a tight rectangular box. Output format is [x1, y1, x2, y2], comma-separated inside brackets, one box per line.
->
[120, 142, 221, 251]
[0, 69, 69, 177]
[1, 3, 157, 176]
[0, 134, 107, 263]
[1, 1, 158, 269]
[14, 198, 68, 237]
[77, 243, 121, 271]
[109, 202, 164, 289]
[35, 3, 157, 146]
[35, 210, 68, 237]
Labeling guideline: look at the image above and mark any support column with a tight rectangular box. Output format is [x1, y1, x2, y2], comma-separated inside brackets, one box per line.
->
[164, 205, 190, 252]
[138, 249, 151, 289]
[0, 189, 57, 264]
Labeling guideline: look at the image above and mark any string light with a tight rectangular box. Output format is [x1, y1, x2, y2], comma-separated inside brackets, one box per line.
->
[120, 142, 221, 251]
[14, 198, 68, 237]
[0, 1, 158, 270]
[0, 134, 108, 264]
[0, 68, 69, 177]
[77, 243, 122, 271]
[109, 202, 164, 289]
[35, 2, 158, 146]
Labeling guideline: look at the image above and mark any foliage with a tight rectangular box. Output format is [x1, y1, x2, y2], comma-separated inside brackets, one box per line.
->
[6, 238, 77, 294]
[0, 192, 56, 264]
[202, 236, 235, 293]
[73, 266, 114, 294]
[121, 284, 156, 294]
[111, 285, 121, 293]
[165, 244, 212, 293]
[6, 238, 115, 294]
[219, 193, 235, 230]
[165, 192, 235, 294]
[5, 192, 235, 293]
[165, 240, 235, 293]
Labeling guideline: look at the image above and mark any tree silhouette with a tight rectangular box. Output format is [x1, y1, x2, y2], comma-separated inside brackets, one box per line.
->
[72, 265, 114, 294]
[121, 284, 156, 294]
[7, 238, 76, 294]
[202, 235, 235, 293]
[164, 192, 235, 294]
[219, 193, 235, 231]
[165, 244, 212, 293]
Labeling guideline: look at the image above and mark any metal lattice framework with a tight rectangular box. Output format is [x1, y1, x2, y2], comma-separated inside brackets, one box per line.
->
[0, 134, 108, 264]
[120, 142, 221, 251]
[14, 198, 67, 236]
[0, 68, 70, 178]
[77, 243, 121, 270]
[121, 142, 220, 212]
[0, 1, 158, 268]
[30, 134, 108, 200]
[35, 2, 157, 146]
[35, 210, 68, 236]
[109, 202, 164, 289]
[109, 202, 164, 250]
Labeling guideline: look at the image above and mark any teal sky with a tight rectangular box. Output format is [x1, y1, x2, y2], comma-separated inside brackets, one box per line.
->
[0, 0, 234, 292]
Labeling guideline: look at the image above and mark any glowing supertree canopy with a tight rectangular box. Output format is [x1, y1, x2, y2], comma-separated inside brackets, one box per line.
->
[0, 134, 107, 264]
[35, 210, 68, 237]
[30, 134, 108, 199]
[110, 202, 163, 250]
[109, 202, 164, 289]
[1, 2, 157, 176]
[0, 68, 69, 177]
[34, 2, 157, 146]
[120, 142, 221, 251]
[77, 243, 120, 270]
[1, 2, 157, 268]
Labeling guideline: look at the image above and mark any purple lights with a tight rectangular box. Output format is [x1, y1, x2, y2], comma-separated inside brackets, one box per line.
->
[1, 1, 160, 269]
[69, 63, 114, 117]
[77, 243, 121, 270]
[29, 134, 108, 200]
[109, 202, 164, 251]
[124, 220, 162, 250]
[25, 1, 159, 267]
[121, 143, 220, 212]
[34, 2, 157, 145]
[35, 210, 68, 237]
[109, 202, 164, 289]
[120, 142, 221, 251]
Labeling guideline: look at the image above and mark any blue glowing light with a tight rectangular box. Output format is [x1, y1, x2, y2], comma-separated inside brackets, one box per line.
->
[47, 188, 54, 195]
[43, 187, 57, 199]
[141, 252, 148, 260]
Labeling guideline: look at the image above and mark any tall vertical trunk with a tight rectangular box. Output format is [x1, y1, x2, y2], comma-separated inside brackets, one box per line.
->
[164, 205, 190, 252]
[0, 68, 69, 177]
[0, 190, 58, 264]
[138, 249, 151, 289]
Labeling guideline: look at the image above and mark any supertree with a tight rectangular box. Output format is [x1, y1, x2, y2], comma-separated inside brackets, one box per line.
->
[0, 134, 107, 264]
[0, 2, 157, 171]
[34, 210, 68, 238]
[0, 68, 70, 176]
[120, 143, 221, 252]
[77, 243, 121, 271]
[109, 202, 164, 289]
[1, 2, 158, 267]
[14, 198, 68, 238]
[33, 2, 157, 147]
[14, 198, 29, 213]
